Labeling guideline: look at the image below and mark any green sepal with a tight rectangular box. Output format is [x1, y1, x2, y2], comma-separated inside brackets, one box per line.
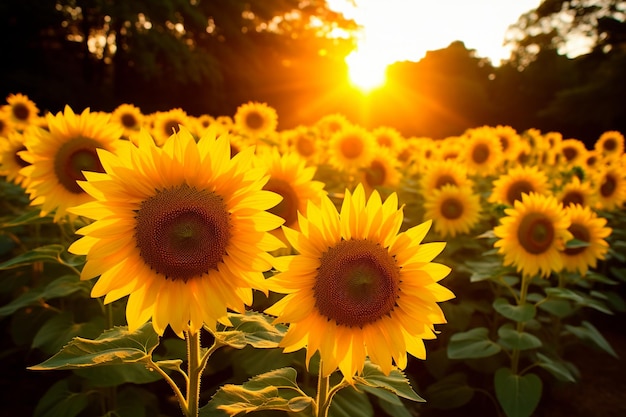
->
[494, 368, 542, 417]
[201, 367, 314, 417]
[497, 324, 542, 351]
[447, 327, 502, 359]
[28, 322, 159, 370]
[493, 297, 536, 322]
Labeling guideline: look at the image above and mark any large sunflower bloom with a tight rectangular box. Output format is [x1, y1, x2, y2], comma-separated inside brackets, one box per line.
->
[461, 127, 503, 176]
[0, 130, 30, 187]
[327, 125, 376, 173]
[266, 185, 454, 380]
[421, 159, 470, 192]
[111, 103, 144, 140]
[151, 108, 191, 146]
[592, 165, 626, 211]
[424, 184, 482, 238]
[560, 138, 588, 167]
[489, 165, 549, 206]
[594, 131, 624, 162]
[20, 106, 123, 222]
[234, 101, 278, 140]
[494, 193, 572, 278]
[557, 175, 595, 208]
[3, 93, 40, 130]
[561, 204, 611, 276]
[68, 128, 284, 337]
[359, 147, 401, 195]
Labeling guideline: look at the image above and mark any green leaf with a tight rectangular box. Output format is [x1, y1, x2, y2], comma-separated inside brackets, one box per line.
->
[33, 378, 89, 417]
[535, 353, 577, 383]
[565, 238, 589, 249]
[1, 208, 54, 228]
[564, 321, 618, 358]
[494, 368, 542, 417]
[28, 323, 160, 370]
[447, 327, 502, 359]
[74, 362, 163, 387]
[497, 324, 542, 351]
[424, 372, 475, 410]
[32, 312, 105, 355]
[0, 274, 89, 316]
[0, 244, 67, 270]
[537, 298, 573, 318]
[545, 287, 613, 314]
[213, 310, 287, 349]
[203, 367, 313, 417]
[354, 360, 424, 402]
[493, 298, 536, 322]
[329, 386, 373, 417]
[375, 397, 413, 417]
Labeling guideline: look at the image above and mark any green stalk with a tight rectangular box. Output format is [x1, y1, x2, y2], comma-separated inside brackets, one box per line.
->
[315, 361, 330, 417]
[511, 276, 530, 375]
[186, 330, 203, 417]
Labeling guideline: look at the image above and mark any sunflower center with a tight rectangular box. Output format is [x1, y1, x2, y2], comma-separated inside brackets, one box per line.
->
[377, 136, 392, 147]
[120, 113, 138, 129]
[586, 155, 597, 167]
[471, 143, 490, 164]
[517, 212, 555, 255]
[264, 178, 298, 227]
[564, 223, 590, 256]
[12, 103, 30, 121]
[600, 174, 616, 198]
[499, 136, 509, 151]
[296, 136, 315, 157]
[603, 138, 617, 152]
[245, 111, 264, 130]
[441, 197, 464, 220]
[314, 239, 400, 327]
[365, 160, 386, 187]
[563, 147, 577, 162]
[562, 191, 584, 207]
[506, 180, 533, 206]
[54, 137, 106, 194]
[340, 136, 364, 159]
[134, 184, 231, 282]
[435, 174, 457, 189]
[164, 120, 181, 137]
[14, 145, 30, 168]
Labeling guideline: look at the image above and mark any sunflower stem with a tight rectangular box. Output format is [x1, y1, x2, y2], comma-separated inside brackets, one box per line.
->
[186, 330, 203, 417]
[315, 361, 330, 417]
[511, 276, 530, 375]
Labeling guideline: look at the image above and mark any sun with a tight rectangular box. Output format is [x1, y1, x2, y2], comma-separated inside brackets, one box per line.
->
[345, 49, 388, 92]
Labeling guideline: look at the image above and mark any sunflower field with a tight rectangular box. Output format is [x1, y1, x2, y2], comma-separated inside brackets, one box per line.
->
[1, 93, 625, 417]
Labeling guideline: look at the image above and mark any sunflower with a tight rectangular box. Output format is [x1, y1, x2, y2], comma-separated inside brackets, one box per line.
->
[420, 159, 470, 192]
[315, 113, 350, 140]
[494, 192, 572, 278]
[423, 184, 482, 238]
[19, 106, 123, 222]
[488, 165, 549, 206]
[68, 128, 284, 337]
[151, 108, 191, 146]
[595, 131, 624, 162]
[280, 125, 321, 164]
[0, 110, 14, 137]
[560, 138, 588, 167]
[557, 175, 595, 208]
[461, 127, 503, 176]
[327, 124, 376, 173]
[492, 125, 521, 164]
[0, 131, 30, 187]
[359, 147, 401, 195]
[233, 101, 278, 140]
[111, 103, 144, 140]
[254, 147, 326, 233]
[265, 185, 453, 380]
[3, 93, 40, 130]
[561, 204, 611, 276]
[592, 165, 626, 211]
[371, 126, 403, 155]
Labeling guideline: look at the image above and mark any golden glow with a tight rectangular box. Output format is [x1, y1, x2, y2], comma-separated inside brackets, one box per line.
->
[345, 49, 387, 92]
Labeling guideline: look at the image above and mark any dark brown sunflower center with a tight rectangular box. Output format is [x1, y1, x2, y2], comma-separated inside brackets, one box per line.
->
[314, 239, 400, 327]
[563, 147, 577, 162]
[120, 113, 138, 129]
[471, 143, 490, 164]
[296, 137, 315, 157]
[54, 137, 106, 194]
[14, 145, 30, 168]
[340, 136, 364, 159]
[164, 120, 181, 137]
[562, 191, 584, 207]
[564, 223, 590, 256]
[603, 138, 617, 152]
[435, 174, 457, 189]
[499, 136, 509, 151]
[264, 178, 297, 228]
[600, 174, 617, 198]
[586, 155, 597, 167]
[12, 103, 30, 121]
[517, 212, 555, 255]
[365, 160, 386, 187]
[245, 111, 264, 130]
[377, 136, 392, 147]
[134, 184, 231, 282]
[441, 197, 464, 220]
[506, 180, 534, 206]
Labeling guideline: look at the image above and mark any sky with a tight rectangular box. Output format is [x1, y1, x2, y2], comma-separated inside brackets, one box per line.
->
[328, 0, 543, 65]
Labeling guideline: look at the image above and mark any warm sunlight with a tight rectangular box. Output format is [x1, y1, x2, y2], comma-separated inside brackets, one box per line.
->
[345, 49, 387, 92]
[330, 0, 542, 87]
